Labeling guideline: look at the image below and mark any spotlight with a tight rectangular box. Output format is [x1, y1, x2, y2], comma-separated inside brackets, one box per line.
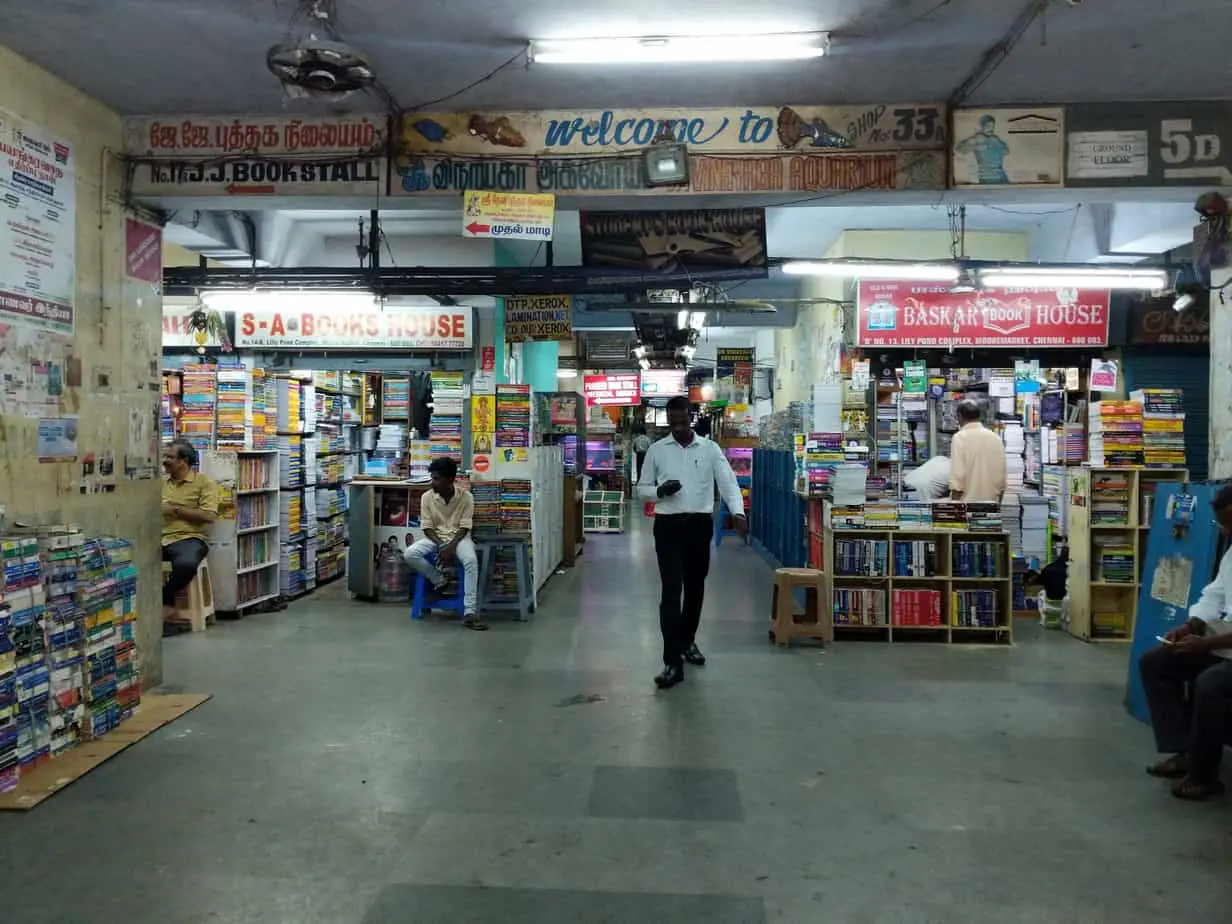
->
[1173, 293, 1196, 312]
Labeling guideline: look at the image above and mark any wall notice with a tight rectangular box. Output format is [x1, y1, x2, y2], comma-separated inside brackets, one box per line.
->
[503, 294, 573, 342]
[0, 110, 76, 333]
[37, 415, 78, 461]
[0, 323, 69, 417]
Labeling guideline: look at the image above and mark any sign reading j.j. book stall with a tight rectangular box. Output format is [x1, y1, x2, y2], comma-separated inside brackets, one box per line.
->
[123, 115, 388, 196]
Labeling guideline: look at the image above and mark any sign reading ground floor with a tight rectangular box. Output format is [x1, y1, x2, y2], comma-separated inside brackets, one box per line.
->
[857, 282, 1110, 347]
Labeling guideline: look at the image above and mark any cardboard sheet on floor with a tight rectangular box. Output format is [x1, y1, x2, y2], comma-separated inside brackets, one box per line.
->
[0, 693, 212, 811]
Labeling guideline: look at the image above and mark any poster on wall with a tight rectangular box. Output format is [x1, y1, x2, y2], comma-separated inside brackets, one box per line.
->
[503, 294, 573, 342]
[0, 110, 76, 333]
[233, 306, 471, 350]
[951, 108, 1063, 187]
[125, 218, 162, 284]
[857, 281, 1110, 347]
[578, 208, 767, 278]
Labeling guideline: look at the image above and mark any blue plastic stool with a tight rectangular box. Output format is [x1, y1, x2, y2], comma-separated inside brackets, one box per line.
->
[410, 551, 467, 621]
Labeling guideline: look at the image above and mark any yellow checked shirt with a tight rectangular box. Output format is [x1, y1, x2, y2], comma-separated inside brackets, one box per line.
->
[420, 488, 474, 544]
[162, 470, 220, 545]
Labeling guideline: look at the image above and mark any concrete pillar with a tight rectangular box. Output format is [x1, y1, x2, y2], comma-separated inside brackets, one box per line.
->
[521, 340, 560, 393]
[1210, 264, 1232, 478]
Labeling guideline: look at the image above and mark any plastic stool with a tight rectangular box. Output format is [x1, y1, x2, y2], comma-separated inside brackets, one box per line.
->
[474, 538, 534, 622]
[163, 559, 215, 632]
[769, 568, 832, 648]
[410, 551, 467, 621]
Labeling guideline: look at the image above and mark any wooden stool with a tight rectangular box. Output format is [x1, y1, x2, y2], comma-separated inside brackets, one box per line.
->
[163, 559, 216, 632]
[769, 568, 832, 648]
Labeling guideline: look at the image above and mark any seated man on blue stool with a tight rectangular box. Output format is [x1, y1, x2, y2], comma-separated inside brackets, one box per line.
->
[404, 457, 485, 630]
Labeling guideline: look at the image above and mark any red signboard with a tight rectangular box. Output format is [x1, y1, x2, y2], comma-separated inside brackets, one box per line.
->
[125, 218, 162, 284]
[584, 373, 641, 407]
[857, 281, 1111, 348]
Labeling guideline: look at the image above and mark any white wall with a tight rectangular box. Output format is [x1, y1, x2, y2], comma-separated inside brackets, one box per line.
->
[289, 233, 495, 268]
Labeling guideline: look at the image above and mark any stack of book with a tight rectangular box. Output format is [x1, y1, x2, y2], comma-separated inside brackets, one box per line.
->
[966, 502, 1003, 531]
[953, 540, 1003, 578]
[500, 479, 532, 536]
[382, 377, 410, 421]
[0, 586, 15, 792]
[892, 539, 938, 577]
[370, 424, 408, 478]
[429, 372, 465, 461]
[1020, 496, 1051, 565]
[831, 505, 866, 529]
[495, 384, 532, 448]
[1096, 536, 1136, 584]
[1042, 466, 1069, 537]
[834, 538, 888, 576]
[78, 538, 140, 739]
[891, 588, 943, 626]
[250, 369, 274, 449]
[1091, 471, 1132, 525]
[470, 482, 502, 537]
[215, 364, 249, 448]
[932, 502, 969, 530]
[864, 501, 898, 530]
[802, 432, 845, 497]
[897, 501, 933, 530]
[1088, 401, 1143, 467]
[180, 365, 217, 454]
[1001, 422, 1026, 494]
[1131, 389, 1186, 468]
[952, 589, 998, 627]
[833, 588, 886, 626]
[6, 535, 48, 777]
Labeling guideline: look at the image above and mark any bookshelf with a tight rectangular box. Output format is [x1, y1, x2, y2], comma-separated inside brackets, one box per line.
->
[824, 506, 1013, 644]
[1067, 466, 1189, 641]
[201, 449, 282, 614]
[583, 491, 625, 533]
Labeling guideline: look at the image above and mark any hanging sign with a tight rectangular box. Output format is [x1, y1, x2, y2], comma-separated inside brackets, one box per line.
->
[715, 347, 755, 378]
[1065, 102, 1232, 187]
[123, 115, 387, 196]
[951, 108, 1063, 187]
[1090, 358, 1120, 392]
[0, 110, 76, 333]
[584, 373, 641, 407]
[857, 282, 1110, 347]
[580, 208, 767, 276]
[233, 306, 471, 350]
[125, 218, 162, 284]
[503, 294, 573, 342]
[903, 360, 927, 396]
[462, 190, 555, 241]
[640, 369, 687, 397]
[851, 359, 871, 390]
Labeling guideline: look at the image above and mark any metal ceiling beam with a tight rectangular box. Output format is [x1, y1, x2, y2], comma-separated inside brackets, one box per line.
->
[161, 265, 768, 298]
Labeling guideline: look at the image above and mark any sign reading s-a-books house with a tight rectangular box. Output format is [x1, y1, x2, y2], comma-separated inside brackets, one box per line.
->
[503, 295, 573, 343]
[857, 281, 1110, 348]
[123, 115, 388, 196]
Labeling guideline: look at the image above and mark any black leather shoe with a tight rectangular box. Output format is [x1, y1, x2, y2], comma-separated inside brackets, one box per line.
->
[683, 643, 706, 666]
[654, 664, 685, 689]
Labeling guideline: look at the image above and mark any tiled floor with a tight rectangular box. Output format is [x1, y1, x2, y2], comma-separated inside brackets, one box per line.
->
[2, 512, 1231, 922]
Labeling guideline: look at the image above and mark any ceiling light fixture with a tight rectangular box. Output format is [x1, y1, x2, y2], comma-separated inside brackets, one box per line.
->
[530, 32, 829, 65]
[781, 261, 961, 282]
[1172, 293, 1196, 312]
[979, 267, 1168, 290]
[644, 143, 690, 187]
[556, 368, 579, 378]
[639, 357, 651, 371]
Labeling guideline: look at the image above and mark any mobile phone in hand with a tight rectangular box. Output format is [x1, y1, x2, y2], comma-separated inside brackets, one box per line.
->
[1156, 635, 1174, 646]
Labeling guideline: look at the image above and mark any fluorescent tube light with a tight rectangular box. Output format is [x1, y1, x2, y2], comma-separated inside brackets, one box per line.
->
[980, 268, 1167, 290]
[677, 309, 689, 330]
[556, 368, 579, 378]
[782, 261, 960, 282]
[530, 33, 828, 65]
[201, 290, 381, 313]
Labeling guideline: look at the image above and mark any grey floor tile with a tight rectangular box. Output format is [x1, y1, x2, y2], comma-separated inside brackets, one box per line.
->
[588, 765, 744, 821]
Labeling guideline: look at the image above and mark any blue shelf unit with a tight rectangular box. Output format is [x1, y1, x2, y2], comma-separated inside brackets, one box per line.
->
[751, 449, 807, 569]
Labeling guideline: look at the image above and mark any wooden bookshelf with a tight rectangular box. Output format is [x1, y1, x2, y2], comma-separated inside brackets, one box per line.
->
[825, 525, 1013, 645]
[1067, 466, 1188, 641]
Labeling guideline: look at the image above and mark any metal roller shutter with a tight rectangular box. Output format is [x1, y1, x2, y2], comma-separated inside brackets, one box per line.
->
[1124, 351, 1209, 481]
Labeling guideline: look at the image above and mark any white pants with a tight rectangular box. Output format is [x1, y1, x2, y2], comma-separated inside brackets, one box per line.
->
[404, 537, 478, 616]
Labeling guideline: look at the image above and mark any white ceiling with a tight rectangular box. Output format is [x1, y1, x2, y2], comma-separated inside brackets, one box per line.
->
[2, 0, 1228, 115]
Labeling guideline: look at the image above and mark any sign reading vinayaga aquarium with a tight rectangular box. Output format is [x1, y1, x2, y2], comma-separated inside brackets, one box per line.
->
[857, 281, 1110, 348]
[503, 295, 573, 343]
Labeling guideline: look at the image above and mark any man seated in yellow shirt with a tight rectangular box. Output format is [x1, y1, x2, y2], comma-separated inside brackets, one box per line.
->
[404, 457, 483, 630]
[161, 439, 220, 626]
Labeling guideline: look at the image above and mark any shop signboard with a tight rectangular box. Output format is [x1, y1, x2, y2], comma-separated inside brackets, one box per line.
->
[1065, 102, 1232, 187]
[579, 208, 767, 276]
[394, 150, 944, 198]
[233, 306, 471, 350]
[584, 373, 641, 407]
[715, 347, 755, 381]
[857, 281, 1110, 348]
[0, 109, 76, 333]
[1129, 297, 1209, 346]
[462, 190, 555, 241]
[951, 108, 1063, 187]
[125, 218, 162, 284]
[161, 306, 196, 348]
[123, 115, 388, 196]
[639, 368, 687, 398]
[503, 294, 572, 342]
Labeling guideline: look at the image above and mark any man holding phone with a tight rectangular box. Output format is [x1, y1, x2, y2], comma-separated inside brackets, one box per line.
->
[1138, 484, 1232, 800]
[638, 396, 747, 689]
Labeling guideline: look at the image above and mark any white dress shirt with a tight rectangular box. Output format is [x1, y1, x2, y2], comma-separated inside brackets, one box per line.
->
[903, 456, 951, 500]
[637, 433, 746, 517]
[1188, 546, 1232, 659]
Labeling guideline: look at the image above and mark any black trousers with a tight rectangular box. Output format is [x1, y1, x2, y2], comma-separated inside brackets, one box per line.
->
[1139, 646, 1232, 783]
[654, 513, 713, 667]
[162, 538, 209, 606]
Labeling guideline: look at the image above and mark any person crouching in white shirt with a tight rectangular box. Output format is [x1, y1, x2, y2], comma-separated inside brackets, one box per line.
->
[637, 395, 747, 690]
[903, 455, 951, 501]
[1139, 484, 1232, 801]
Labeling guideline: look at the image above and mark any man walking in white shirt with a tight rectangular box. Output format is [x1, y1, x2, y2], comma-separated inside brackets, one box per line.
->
[949, 399, 1006, 502]
[638, 395, 747, 689]
[1139, 484, 1232, 800]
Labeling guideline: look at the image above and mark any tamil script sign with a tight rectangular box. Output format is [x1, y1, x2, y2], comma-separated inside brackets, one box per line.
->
[125, 218, 162, 284]
[584, 373, 641, 407]
[504, 294, 572, 343]
[462, 190, 555, 241]
[579, 208, 767, 276]
[1129, 296, 1209, 346]
[1066, 102, 1232, 187]
[0, 109, 76, 333]
[124, 115, 387, 196]
[857, 282, 1110, 348]
[394, 151, 944, 198]
[234, 306, 471, 350]
[399, 104, 948, 155]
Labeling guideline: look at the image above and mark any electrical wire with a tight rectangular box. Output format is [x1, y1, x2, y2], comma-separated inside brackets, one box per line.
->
[979, 204, 1081, 216]
[840, 0, 956, 38]
[402, 46, 528, 113]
